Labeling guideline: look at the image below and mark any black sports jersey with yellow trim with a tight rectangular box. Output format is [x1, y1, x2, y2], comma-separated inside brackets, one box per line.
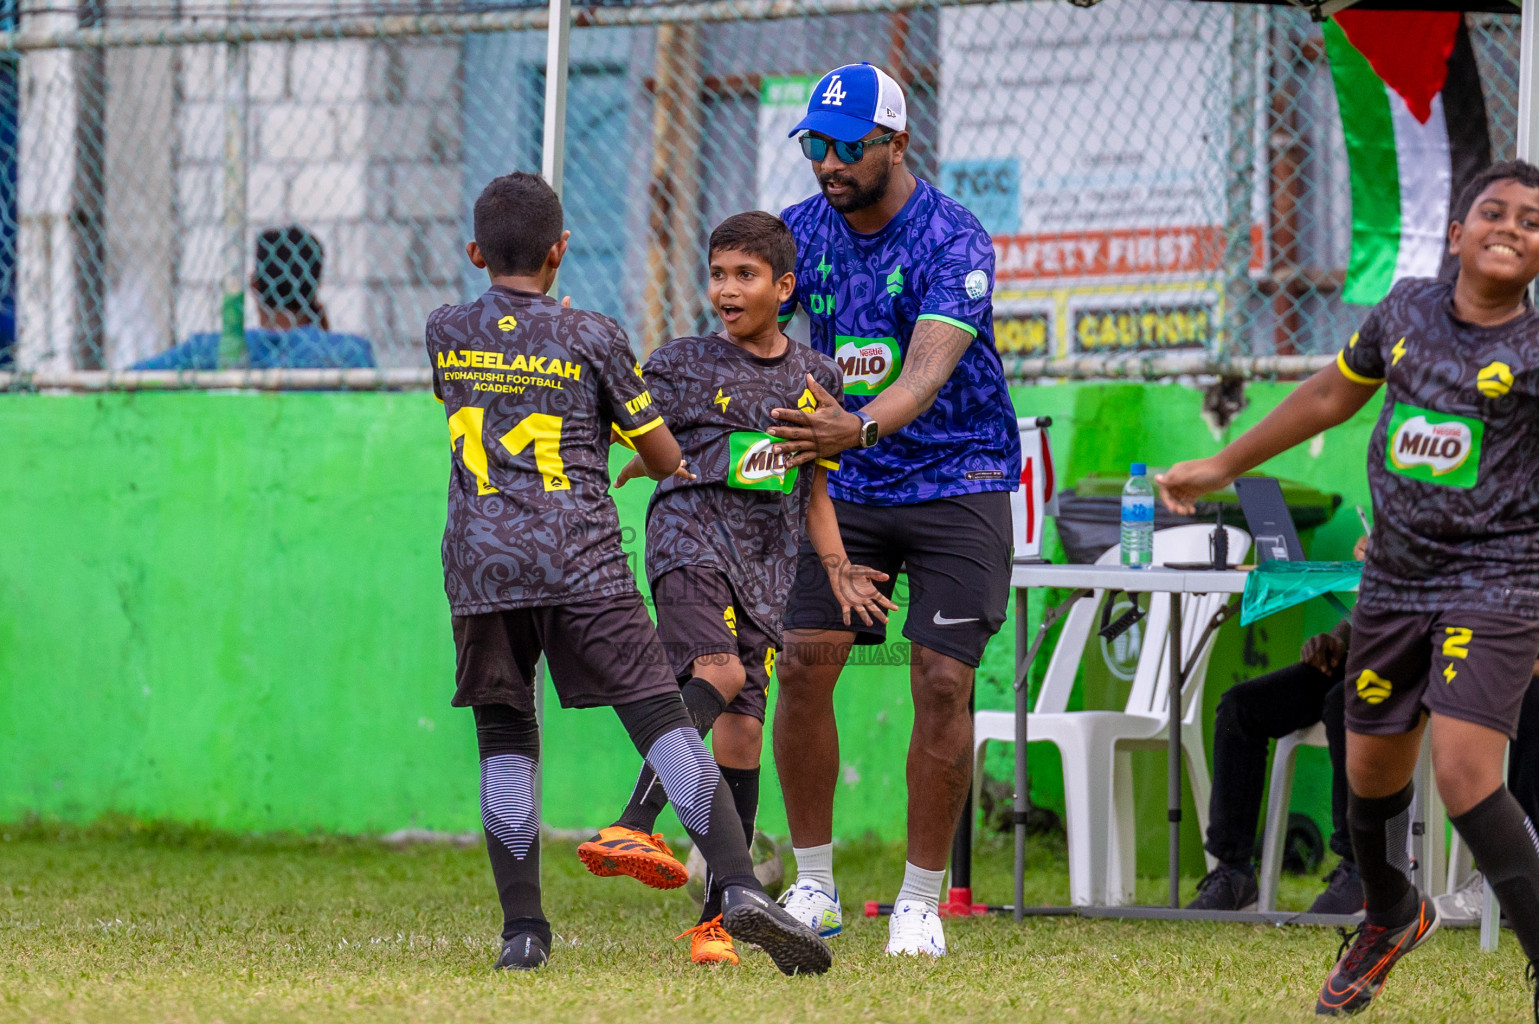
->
[1339, 277, 1539, 617]
[642, 333, 842, 640]
[427, 285, 661, 614]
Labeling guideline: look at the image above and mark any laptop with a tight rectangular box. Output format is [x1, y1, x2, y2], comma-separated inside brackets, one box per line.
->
[1234, 476, 1306, 563]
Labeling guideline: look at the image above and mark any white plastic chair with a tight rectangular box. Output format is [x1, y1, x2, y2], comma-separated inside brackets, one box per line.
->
[975, 524, 1251, 906]
[1258, 722, 1329, 911]
[1260, 721, 1454, 912]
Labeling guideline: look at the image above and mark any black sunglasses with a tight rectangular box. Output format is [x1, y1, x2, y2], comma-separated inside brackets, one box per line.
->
[799, 131, 897, 164]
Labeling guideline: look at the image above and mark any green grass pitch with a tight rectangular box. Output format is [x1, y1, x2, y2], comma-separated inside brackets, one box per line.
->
[0, 820, 1529, 1023]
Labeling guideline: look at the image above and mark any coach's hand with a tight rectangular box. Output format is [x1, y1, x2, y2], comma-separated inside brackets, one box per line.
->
[770, 374, 860, 468]
[826, 559, 899, 627]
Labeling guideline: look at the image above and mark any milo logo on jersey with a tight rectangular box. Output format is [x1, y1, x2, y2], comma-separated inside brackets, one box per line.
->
[834, 335, 901, 395]
[728, 431, 799, 493]
[1386, 403, 1484, 489]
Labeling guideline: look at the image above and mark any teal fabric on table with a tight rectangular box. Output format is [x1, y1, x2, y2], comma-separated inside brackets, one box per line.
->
[1240, 561, 1363, 626]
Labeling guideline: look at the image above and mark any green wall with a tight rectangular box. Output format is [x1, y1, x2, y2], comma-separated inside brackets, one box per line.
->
[0, 383, 1380, 878]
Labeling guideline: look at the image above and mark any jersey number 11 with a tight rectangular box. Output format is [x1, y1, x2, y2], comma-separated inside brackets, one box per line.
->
[448, 407, 570, 494]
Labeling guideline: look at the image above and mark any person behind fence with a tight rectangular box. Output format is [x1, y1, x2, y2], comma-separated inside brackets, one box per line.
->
[1159, 160, 1539, 1018]
[758, 62, 1021, 957]
[425, 172, 830, 976]
[573, 210, 894, 967]
[1188, 537, 1369, 915]
[132, 225, 374, 371]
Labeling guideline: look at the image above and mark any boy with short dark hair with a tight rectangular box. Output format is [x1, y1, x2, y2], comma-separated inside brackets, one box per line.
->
[575, 210, 894, 964]
[1160, 160, 1539, 1015]
[427, 176, 831, 976]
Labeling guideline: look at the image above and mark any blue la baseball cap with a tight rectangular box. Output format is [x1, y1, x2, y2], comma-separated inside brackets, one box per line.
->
[788, 62, 908, 143]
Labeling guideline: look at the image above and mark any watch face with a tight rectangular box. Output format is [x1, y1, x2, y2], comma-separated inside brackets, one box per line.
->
[861, 418, 880, 447]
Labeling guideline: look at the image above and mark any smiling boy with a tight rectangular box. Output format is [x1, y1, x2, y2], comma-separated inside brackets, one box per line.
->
[1160, 161, 1539, 1015]
[576, 211, 894, 965]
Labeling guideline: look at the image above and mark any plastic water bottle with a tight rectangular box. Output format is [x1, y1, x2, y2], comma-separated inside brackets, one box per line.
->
[1121, 462, 1155, 569]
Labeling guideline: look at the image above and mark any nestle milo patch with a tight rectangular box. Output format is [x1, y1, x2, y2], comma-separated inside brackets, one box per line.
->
[1385, 402, 1484, 489]
[833, 335, 901, 395]
[728, 431, 798, 493]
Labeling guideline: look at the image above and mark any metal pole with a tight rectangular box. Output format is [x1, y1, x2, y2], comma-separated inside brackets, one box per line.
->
[1014, 589, 1029, 922]
[1218, 5, 1259, 363]
[534, 0, 572, 788]
[541, 0, 571, 196]
[218, 25, 247, 368]
[0, 0, 1004, 53]
[1520, 0, 1538, 164]
[1166, 594, 1184, 909]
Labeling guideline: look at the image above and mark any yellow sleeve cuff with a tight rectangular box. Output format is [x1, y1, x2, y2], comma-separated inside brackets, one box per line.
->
[617, 415, 665, 440]
[1336, 350, 1384, 386]
[815, 458, 840, 471]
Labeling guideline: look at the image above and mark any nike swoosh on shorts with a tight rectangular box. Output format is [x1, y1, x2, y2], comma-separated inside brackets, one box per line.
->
[932, 612, 979, 626]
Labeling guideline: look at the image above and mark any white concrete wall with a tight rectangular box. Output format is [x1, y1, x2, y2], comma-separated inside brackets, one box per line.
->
[15, 13, 79, 372]
[173, 35, 465, 366]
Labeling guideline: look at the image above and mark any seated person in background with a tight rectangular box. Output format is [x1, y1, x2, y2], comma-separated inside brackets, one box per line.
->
[1189, 535, 1369, 915]
[132, 225, 374, 370]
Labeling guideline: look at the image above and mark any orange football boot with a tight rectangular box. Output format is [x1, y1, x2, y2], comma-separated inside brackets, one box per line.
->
[676, 915, 738, 965]
[576, 825, 688, 890]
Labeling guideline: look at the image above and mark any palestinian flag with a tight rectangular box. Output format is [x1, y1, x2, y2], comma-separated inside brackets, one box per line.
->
[1324, 12, 1491, 305]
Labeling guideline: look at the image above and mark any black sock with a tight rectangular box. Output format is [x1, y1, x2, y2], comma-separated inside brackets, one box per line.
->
[617, 678, 727, 833]
[1347, 782, 1417, 927]
[701, 765, 761, 921]
[721, 765, 760, 847]
[1451, 786, 1539, 962]
[614, 693, 758, 891]
[473, 704, 550, 946]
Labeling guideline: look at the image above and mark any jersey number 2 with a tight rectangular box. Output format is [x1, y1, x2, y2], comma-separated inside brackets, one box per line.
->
[448, 407, 570, 494]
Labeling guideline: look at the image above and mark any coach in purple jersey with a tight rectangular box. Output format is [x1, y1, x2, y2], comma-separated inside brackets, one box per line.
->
[766, 62, 1021, 957]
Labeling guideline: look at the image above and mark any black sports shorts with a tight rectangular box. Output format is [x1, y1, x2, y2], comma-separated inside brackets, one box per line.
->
[652, 565, 777, 722]
[451, 592, 679, 711]
[783, 490, 1012, 668]
[1344, 602, 1539, 739]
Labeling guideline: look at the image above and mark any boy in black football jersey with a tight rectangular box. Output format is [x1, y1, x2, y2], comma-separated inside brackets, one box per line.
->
[1161, 161, 1539, 1016]
[427, 175, 831, 976]
[575, 212, 895, 964]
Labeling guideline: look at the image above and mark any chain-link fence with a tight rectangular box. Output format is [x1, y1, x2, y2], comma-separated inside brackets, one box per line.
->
[0, 0, 1523, 387]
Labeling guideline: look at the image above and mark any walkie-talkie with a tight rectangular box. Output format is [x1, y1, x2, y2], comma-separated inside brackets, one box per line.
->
[1211, 506, 1229, 570]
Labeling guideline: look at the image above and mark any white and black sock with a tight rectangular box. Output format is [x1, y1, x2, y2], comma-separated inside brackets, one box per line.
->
[474, 703, 548, 945]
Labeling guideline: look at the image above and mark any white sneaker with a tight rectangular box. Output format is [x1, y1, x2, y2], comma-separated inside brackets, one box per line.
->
[777, 881, 842, 938]
[1434, 870, 1485, 925]
[885, 899, 946, 957]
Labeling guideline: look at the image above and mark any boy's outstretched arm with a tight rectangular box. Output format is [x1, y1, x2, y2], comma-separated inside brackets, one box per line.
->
[805, 466, 898, 627]
[1157, 362, 1380, 514]
[628, 421, 686, 481]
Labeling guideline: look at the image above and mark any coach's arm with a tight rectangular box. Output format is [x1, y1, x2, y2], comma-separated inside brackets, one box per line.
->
[768, 319, 972, 468]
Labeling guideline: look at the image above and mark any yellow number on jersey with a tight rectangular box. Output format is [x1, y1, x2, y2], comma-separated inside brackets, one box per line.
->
[500, 413, 570, 492]
[447, 406, 498, 495]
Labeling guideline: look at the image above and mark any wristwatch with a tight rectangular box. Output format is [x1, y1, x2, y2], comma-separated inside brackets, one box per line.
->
[854, 410, 880, 448]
